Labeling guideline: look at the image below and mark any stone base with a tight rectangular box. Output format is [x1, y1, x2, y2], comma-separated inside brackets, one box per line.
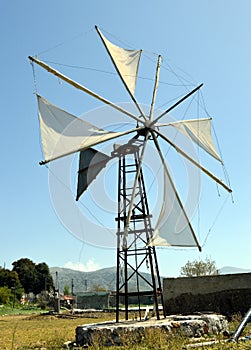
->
[76, 314, 229, 347]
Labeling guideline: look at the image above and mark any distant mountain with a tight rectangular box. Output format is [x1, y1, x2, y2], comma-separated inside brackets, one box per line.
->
[50, 266, 155, 294]
[49, 266, 251, 293]
[218, 266, 251, 275]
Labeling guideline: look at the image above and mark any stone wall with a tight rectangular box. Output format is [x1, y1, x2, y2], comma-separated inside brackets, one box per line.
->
[163, 273, 251, 317]
[76, 314, 229, 347]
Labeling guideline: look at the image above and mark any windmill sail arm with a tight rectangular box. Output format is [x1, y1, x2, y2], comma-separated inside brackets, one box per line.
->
[95, 26, 147, 121]
[156, 117, 212, 127]
[156, 118, 222, 162]
[76, 148, 111, 201]
[149, 55, 162, 121]
[28, 56, 143, 125]
[151, 83, 203, 126]
[155, 129, 232, 193]
[37, 94, 143, 165]
[150, 131, 201, 251]
[40, 126, 142, 165]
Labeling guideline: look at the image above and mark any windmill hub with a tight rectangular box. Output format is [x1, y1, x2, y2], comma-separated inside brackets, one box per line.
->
[144, 119, 155, 130]
[136, 123, 156, 139]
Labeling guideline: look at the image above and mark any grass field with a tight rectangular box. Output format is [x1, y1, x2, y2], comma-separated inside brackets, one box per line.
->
[0, 310, 250, 349]
[0, 312, 114, 349]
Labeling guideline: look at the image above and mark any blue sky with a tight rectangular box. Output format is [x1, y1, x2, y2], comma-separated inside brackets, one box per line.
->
[1, 1, 250, 277]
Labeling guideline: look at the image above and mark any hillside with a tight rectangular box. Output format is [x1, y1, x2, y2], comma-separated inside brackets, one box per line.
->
[50, 266, 155, 293]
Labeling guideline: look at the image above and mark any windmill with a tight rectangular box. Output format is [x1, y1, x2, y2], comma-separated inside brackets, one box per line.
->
[29, 26, 232, 322]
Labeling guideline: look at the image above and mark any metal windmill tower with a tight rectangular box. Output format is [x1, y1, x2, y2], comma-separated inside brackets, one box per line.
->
[29, 26, 232, 322]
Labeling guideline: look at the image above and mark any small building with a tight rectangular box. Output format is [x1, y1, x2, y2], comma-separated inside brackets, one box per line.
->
[62, 294, 76, 308]
[76, 291, 110, 310]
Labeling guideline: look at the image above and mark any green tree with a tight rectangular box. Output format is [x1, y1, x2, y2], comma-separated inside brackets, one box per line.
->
[34, 262, 54, 295]
[0, 268, 23, 301]
[180, 257, 218, 277]
[0, 268, 20, 288]
[12, 259, 53, 295]
[63, 284, 70, 295]
[12, 258, 37, 293]
[0, 286, 11, 304]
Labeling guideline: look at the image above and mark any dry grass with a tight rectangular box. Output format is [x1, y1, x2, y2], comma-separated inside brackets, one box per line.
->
[0, 312, 250, 349]
[0, 312, 114, 349]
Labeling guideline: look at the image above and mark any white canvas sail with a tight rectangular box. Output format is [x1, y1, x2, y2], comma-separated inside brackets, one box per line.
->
[96, 27, 142, 96]
[148, 165, 201, 250]
[163, 118, 222, 162]
[37, 95, 137, 164]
